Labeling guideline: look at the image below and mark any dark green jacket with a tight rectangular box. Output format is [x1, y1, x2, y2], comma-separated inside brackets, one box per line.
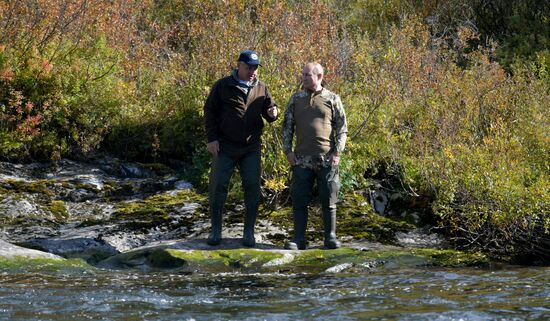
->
[204, 70, 277, 146]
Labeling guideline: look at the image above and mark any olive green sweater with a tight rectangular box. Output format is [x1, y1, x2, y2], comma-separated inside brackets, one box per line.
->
[282, 88, 347, 157]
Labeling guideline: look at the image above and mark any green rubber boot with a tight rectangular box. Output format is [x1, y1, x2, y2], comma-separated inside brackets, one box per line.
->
[242, 211, 257, 247]
[284, 209, 308, 250]
[323, 208, 341, 249]
[207, 209, 222, 246]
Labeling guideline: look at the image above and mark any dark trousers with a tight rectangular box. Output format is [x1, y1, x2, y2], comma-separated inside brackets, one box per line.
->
[208, 145, 261, 234]
[291, 165, 340, 241]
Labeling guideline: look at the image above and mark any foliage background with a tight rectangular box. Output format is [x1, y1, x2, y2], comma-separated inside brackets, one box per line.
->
[0, 0, 548, 261]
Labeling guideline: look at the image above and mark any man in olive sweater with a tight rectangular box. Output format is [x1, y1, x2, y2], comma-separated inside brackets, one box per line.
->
[204, 50, 278, 247]
[282, 62, 348, 250]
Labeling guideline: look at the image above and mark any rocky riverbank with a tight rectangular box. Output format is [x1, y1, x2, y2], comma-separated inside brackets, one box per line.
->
[0, 155, 487, 272]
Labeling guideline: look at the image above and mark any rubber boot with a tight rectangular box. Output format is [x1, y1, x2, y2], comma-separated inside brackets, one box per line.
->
[207, 209, 222, 246]
[240, 151, 261, 247]
[323, 208, 341, 249]
[284, 209, 308, 250]
[242, 211, 257, 247]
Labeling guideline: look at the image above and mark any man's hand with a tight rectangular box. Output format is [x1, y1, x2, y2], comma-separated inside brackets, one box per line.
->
[329, 153, 340, 166]
[286, 151, 297, 165]
[267, 106, 278, 118]
[207, 140, 219, 157]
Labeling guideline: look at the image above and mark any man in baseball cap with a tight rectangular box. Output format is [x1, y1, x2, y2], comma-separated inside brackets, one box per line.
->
[203, 49, 278, 247]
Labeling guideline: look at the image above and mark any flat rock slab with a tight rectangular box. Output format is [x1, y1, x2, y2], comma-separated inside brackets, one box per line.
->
[20, 237, 119, 264]
[0, 237, 488, 273]
[0, 239, 62, 260]
[97, 238, 489, 273]
[0, 239, 94, 273]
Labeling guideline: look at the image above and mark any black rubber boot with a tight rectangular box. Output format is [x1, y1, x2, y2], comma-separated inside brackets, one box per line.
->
[242, 211, 257, 247]
[323, 208, 341, 249]
[207, 210, 222, 246]
[284, 209, 308, 250]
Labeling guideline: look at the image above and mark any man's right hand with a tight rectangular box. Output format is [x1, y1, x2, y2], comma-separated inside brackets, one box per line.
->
[286, 152, 297, 165]
[207, 140, 219, 157]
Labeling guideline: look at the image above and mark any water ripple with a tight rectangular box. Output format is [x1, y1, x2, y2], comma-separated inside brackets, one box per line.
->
[0, 267, 548, 320]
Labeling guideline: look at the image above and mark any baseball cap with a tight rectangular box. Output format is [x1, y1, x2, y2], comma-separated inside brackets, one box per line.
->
[237, 50, 261, 66]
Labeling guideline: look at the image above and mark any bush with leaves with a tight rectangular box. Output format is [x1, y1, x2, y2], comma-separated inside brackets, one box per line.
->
[344, 18, 549, 262]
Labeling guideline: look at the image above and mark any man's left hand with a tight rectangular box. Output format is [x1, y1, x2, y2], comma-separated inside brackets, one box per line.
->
[267, 106, 278, 118]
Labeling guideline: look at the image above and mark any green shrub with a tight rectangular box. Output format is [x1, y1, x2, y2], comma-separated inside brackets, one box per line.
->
[0, 37, 123, 160]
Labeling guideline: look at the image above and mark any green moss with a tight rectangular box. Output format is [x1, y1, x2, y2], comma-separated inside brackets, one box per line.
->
[60, 181, 73, 189]
[0, 256, 92, 272]
[4, 179, 53, 195]
[166, 248, 283, 270]
[216, 249, 282, 268]
[289, 247, 489, 270]
[103, 248, 285, 272]
[74, 182, 100, 191]
[48, 200, 69, 220]
[112, 204, 169, 229]
[262, 206, 294, 239]
[101, 181, 117, 192]
[147, 189, 207, 205]
[111, 190, 208, 229]
[336, 192, 416, 244]
[147, 249, 187, 269]
[102, 181, 136, 200]
[6, 216, 57, 226]
[292, 247, 361, 268]
[105, 245, 492, 273]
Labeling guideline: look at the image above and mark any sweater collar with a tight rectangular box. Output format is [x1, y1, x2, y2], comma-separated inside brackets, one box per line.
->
[306, 87, 324, 95]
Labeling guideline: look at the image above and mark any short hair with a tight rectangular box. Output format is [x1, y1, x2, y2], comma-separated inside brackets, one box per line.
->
[305, 62, 324, 76]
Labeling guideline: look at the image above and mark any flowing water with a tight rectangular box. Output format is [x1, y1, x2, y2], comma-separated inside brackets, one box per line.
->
[0, 266, 548, 321]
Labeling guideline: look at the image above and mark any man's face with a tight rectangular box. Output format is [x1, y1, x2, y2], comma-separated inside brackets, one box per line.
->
[302, 65, 321, 91]
[237, 62, 258, 82]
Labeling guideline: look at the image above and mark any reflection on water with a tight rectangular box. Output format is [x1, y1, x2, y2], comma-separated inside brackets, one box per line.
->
[0, 266, 549, 320]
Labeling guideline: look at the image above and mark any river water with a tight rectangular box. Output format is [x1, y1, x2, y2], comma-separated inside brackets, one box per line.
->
[1, 265, 548, 320]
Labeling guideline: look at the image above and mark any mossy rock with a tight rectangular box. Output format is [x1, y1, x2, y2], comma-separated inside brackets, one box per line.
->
[48, 200, 69, 221]
[113, 205, 170, 229]
[291, 247, 362, 270]
[110, 190, 208, 229]
[98, 245, 490, 273]
[0, 256, 92, 273]
[337, 193, 417, 244]
[97, 247, 178, 270]
[3, 179, 54, 195]
[100, 247, 284, 272]
[167, 248, 283, 271]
